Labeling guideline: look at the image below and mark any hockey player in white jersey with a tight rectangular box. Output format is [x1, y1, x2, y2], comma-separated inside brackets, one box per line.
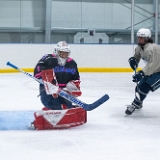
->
[125, 28, 160, 115]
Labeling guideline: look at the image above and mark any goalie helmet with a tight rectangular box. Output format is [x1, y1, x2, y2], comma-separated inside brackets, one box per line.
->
[54, 41, 70, 55]
[137, 28, 151, 39]
[54, 41, 71, 66]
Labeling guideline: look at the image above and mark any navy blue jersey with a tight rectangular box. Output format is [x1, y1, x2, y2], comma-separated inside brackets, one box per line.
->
[34, 54, 80, 87]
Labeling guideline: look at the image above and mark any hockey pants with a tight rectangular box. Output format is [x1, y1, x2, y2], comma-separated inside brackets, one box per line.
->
[39, 85, 73, 110]
[133, 72, 160, 106]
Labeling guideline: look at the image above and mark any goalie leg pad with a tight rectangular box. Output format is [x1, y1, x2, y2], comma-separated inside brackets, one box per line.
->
[33, 107, 87, 130]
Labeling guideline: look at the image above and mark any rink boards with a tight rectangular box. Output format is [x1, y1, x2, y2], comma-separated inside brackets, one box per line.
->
[0, 111, 35, 130]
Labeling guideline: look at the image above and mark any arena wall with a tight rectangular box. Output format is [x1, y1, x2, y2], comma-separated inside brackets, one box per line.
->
[0, 44, 144, 73]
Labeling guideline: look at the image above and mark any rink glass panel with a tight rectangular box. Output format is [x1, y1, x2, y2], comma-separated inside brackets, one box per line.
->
[0, 0, 158, 44]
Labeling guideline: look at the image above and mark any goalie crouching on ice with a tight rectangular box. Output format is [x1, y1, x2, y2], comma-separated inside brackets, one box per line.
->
[32, 41, 86, 130]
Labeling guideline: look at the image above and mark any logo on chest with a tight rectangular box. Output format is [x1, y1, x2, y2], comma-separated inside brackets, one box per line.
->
[54, 66, 76, 74]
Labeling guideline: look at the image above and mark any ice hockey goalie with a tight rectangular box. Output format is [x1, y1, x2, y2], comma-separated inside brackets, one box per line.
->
[32, 107, 87, 130]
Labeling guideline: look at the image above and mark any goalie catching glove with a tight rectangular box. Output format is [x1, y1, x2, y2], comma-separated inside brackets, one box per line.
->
[63, 80, 82, 97]
[41, 69, 59, 98]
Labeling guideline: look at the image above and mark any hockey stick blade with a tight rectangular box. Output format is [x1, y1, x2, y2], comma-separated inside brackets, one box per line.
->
[59, 89, 109, 111]
[6, 61, 109, 111]
[83, 94, 109, 111]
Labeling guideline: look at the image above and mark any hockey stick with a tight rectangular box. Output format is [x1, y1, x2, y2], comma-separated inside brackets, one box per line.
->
[134, 69, 140, 100]
[6, 62, 109, 111]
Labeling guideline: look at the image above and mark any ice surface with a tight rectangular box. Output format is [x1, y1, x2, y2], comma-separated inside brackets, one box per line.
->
[0, 73, 160, 160]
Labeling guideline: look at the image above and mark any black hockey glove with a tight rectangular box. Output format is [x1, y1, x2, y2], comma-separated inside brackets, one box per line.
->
[132, 70, 145, 82]
[128, 57, 138, 70]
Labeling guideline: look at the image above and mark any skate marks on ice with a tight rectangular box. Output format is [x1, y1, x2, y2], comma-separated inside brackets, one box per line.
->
[122, 103, 160, 135]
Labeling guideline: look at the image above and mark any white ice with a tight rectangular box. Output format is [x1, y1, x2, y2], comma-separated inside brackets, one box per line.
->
[0, 72, 160, 160]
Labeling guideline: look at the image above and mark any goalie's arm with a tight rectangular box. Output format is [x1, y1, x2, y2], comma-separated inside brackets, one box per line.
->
[34, 54, 54, 79]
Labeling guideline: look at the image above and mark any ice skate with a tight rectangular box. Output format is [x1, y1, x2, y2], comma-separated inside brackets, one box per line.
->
[125, 103, 142, 115]
[135, 104, 143, 109]
[28, 121, 36, 130]
[125, 104, 136, 115]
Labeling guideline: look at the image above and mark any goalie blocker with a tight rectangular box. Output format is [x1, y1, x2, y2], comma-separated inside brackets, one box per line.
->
[32, 107, 87, 130]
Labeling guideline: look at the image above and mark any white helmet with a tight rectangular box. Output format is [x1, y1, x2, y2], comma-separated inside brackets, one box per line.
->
[54, 41, 70, 55]
[137, 28, 151, 38]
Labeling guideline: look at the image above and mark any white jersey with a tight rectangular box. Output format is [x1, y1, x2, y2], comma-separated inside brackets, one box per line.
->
[134, 43, 160, 76]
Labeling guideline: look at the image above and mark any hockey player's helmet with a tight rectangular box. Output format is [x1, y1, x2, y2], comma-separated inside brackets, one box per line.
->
[137, 28, 151, 39]
[54, 41, 70, 55]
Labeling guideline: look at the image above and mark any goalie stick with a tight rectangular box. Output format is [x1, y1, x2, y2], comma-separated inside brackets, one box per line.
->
[6, 62, 109, 111]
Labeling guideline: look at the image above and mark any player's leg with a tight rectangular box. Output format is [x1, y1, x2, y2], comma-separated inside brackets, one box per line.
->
[40, 85, 74, 110]
[59, 96, 73, 109]
[125, 72, 160, 115]
[40, 85, 62, 110]
[125, 78, 151, 115]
